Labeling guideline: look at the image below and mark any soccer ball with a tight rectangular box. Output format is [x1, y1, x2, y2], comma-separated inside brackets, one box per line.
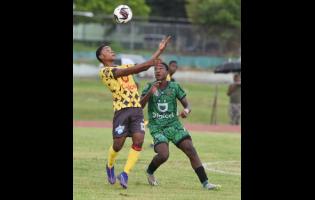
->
[113, 5, 133, 24]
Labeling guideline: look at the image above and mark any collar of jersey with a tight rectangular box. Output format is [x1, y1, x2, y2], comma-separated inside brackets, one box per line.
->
[158, 81, 170, 92]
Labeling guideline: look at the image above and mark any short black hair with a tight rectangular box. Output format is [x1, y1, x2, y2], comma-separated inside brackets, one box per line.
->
[160, 62, 169, 71]
[169, 60, 177, 65]
[96, 43, 108, 63]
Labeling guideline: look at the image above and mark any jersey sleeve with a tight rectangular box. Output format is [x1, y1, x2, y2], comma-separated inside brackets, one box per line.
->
[100, 67, 115, 80]
[166, 74, 171, 81]
[176, 83, 186, 100]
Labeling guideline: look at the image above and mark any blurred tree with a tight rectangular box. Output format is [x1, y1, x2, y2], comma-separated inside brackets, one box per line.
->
[74, 0, 150, 16]
[186, 0, 240, 53]
[186, 0, 240, 29]
[145, 0, 188, 19]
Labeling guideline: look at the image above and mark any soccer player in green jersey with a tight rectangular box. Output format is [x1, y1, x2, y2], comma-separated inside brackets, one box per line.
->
[140, 62, 220, 190]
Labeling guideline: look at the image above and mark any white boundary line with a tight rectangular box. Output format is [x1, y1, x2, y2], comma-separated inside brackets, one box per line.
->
[203, 160, 241, 176]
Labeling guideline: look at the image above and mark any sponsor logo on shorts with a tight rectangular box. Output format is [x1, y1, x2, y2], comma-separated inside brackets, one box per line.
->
[140, 122, 145, 131]
[115, 125, 125, 135]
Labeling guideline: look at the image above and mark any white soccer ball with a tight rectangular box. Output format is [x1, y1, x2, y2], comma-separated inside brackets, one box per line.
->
[113, 5, 133, 24]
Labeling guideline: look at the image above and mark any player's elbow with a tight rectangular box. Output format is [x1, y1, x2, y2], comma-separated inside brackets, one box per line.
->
[140, 100, 146, 108]
[139, 64, 151, 72]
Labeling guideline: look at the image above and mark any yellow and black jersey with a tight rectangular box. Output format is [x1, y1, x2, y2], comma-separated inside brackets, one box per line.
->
[166, 74, 175, 82]
[99, 64, 141, 111]
[166, 74, 171, 81]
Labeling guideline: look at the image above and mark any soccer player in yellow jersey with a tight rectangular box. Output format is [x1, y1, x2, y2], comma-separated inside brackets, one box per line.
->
[97, 36, 171, 189]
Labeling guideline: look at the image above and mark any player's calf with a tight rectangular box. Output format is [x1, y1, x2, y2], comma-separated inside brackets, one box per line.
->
[118, 143, 142, 189]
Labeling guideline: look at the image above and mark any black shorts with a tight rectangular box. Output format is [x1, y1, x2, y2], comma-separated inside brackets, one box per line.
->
[112, 107, 145, 138]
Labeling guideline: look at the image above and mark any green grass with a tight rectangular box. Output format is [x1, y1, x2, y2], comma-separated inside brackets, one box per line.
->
[74, 127, 240, 200]
[73, 78, 230, 124]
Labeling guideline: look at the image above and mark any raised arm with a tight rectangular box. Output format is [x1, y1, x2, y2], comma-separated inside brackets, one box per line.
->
[113, 59, 158, 78]
[151, 36, 172, 59]
[140, 81, 161, 108]
[113, 36, 171, 78]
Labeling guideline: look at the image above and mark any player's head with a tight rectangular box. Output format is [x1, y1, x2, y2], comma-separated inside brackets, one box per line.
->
[154, 62, 169, 81]
[96, 44, 116, 64]
[168, 60, 178, 76]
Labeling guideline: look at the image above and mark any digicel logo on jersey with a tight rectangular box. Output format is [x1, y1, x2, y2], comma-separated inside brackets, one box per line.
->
[152, 112, 175, 119]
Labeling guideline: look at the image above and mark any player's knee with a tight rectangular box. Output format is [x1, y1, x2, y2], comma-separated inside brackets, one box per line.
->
[158, 151, 169, 162]
[113, 143, 123, 152]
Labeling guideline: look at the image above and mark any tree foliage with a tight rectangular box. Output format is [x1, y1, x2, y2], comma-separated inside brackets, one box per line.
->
[74, 0, 151, 16]
[145, 0, 188, 19]
[186, 0, 241, 53]
[186, 0, 240, 29]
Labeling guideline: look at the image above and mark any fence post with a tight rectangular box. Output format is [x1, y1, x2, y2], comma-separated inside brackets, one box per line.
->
[130, 21, 135, 51]
[210, 84, 218, 125]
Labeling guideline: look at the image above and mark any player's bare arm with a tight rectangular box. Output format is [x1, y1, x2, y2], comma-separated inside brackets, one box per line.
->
[151, 36, 171, 59]
[112, 59, 160, 78]
[140, 81, 161, 108]
[179, 97, 191, 118]
[113, 36, 171, 79]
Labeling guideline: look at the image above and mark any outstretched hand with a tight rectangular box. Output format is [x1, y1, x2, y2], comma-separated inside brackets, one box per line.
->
[179, 108, 190, 118]
[149, 81, 161, 95]
[159, 36, 172, 51]
[180, 110, 188, 118]
[153, 58, 162, 66]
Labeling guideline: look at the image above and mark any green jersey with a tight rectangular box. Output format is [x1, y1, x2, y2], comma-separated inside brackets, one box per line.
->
[141, 81, 186, 129]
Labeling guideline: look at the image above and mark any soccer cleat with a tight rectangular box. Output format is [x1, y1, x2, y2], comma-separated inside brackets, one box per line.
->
[106, 165, 116, 184]
[117, 172, 128, 189]
[146, 171, 158, 186]
[204, 182, 221, 190]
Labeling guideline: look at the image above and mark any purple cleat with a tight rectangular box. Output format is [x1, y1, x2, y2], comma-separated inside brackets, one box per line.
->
[106, 165, 116, 184]
[117, 172, 128, 189]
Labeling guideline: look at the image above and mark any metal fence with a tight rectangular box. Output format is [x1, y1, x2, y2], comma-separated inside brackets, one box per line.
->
[73, 20, 225, 55]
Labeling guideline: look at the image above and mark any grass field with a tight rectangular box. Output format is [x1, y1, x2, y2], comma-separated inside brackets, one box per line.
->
[73, 127, 240, 200]
[73, 78, 231, 124]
